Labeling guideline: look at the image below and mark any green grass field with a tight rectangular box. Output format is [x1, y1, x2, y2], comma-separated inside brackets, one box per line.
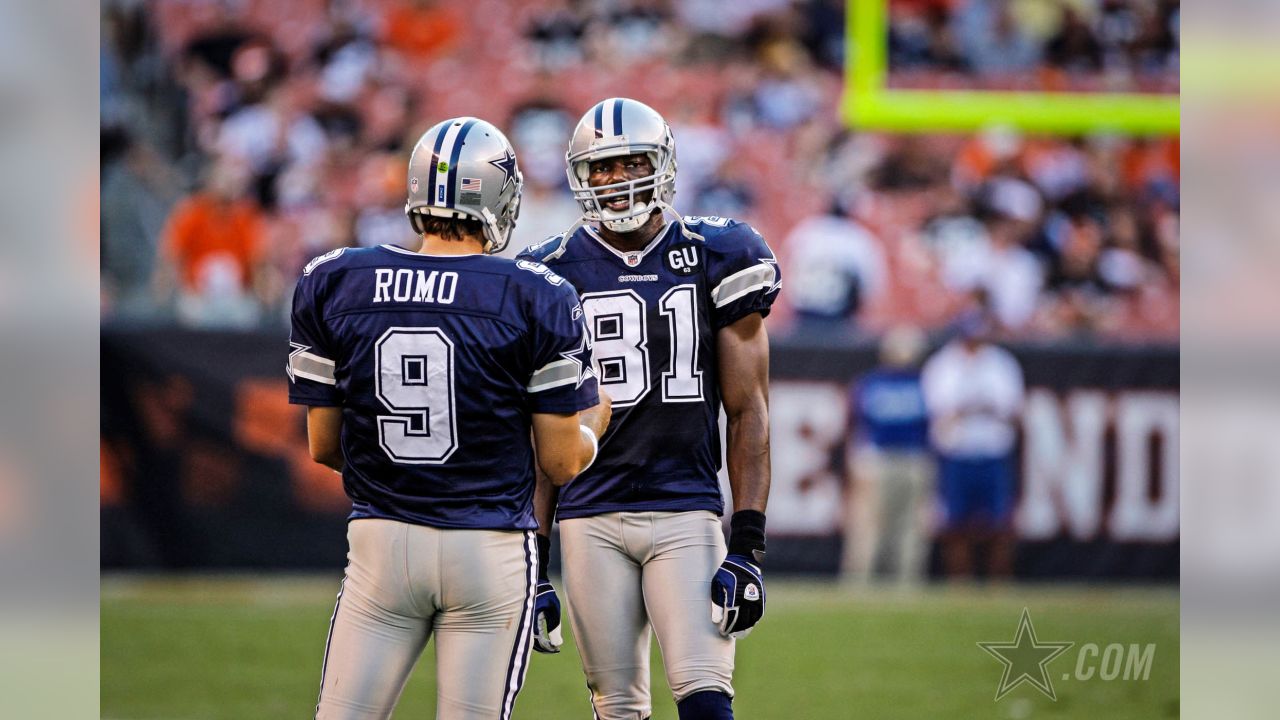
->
[102, 576, 1177, 719]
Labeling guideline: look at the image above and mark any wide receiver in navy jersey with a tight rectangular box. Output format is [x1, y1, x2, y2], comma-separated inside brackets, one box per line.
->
[289, 117, 610, 720]
[518, 98, 780, 720]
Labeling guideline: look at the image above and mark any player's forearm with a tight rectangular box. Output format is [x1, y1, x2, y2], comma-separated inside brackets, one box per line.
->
[718, 314, 771, 514]
[726, 403, 770, 513]
[579, 388, 612, 439]
[531, 406, 608, 486]
[533, 466, 560, 536]
[306, 406, 344, 473]
[315, 453, 344, 473]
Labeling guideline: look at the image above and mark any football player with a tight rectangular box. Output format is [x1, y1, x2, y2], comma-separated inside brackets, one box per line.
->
[519, 98, 780, 720]
[289, 117, 610, 720]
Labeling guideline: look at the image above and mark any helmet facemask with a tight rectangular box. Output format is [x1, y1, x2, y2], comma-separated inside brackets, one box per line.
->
[567, 141, 677, 234]
[478, 186, 522, 255]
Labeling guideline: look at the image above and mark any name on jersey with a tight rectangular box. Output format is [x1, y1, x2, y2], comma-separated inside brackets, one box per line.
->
[618, 273, 659, 283]
[373, 268, 458, 304]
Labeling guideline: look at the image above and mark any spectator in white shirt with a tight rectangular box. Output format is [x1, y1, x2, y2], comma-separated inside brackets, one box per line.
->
[979, 178, 1045, 330]
[784, 194, 887, 333]
[921, 313, 1025, 579]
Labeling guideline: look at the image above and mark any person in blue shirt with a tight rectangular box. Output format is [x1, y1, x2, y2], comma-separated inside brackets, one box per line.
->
[519, 98, 780, 720]
[841, 326, 933, 587]
[289, 117, 610, 720]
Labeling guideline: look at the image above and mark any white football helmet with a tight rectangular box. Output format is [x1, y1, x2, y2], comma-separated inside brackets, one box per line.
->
[405, 117, 523, 254]
[566, 98, 677, 233]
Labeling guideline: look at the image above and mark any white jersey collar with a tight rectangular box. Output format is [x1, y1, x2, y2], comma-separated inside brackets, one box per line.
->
[380, 244, 479, 259]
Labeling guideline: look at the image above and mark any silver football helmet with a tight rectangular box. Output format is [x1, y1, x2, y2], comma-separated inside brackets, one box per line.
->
[566, 98, 677, 233]
[406, 117, 523, 254]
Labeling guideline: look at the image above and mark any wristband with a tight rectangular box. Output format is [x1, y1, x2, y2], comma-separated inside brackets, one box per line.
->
[579, 425, 599, 471]
[536, 533, 551, 582]
[728, 510, 767, 564]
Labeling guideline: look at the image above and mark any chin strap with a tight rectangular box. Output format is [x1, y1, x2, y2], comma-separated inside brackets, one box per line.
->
[656, 200, 705, 243]
[479, 207, 505, 254]
[577, 200, 697, 241]
[559, 216, 586, 247]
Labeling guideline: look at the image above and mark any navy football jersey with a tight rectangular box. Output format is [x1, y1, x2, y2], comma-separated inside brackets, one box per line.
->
[287, 245, 598, 531]
[517, 216, 780, 519]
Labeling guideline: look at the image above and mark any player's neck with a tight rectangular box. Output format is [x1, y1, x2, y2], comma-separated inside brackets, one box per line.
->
[594, 212, 666, 253]
[417, 234, 486, 256]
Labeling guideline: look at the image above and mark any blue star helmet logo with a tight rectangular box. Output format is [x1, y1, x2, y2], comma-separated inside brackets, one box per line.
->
[489, 148, 518, 194]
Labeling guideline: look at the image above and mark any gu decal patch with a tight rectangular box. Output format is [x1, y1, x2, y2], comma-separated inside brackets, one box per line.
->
[665, 243, 701, 276]
[410, 177, 419, 193]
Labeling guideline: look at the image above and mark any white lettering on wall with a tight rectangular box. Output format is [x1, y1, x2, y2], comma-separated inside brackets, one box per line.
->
[1108, 392, 1179, 541]
[1016, 390, 1107, 540]
[762, 382, 1179, 541]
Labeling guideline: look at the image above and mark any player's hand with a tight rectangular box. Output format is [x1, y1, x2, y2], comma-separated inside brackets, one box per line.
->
[533, 581, 563, 653]
[533, 533, 563, 653]
[710, 554, 766, 639]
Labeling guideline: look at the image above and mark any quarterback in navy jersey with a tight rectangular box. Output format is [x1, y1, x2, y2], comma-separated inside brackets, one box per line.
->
[290, 117, 609, 720]
[289, 245, 598, 530]
[518, 98, 780, 720]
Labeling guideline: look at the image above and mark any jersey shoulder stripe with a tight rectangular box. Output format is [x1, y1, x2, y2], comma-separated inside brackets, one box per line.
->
[710, 261, 778, 308]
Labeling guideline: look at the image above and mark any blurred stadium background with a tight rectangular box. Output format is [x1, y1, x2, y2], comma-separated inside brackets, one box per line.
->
[100, 0, 1179, 717]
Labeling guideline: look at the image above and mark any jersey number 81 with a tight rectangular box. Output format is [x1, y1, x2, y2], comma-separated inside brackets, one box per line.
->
[582, 286, 702, 407]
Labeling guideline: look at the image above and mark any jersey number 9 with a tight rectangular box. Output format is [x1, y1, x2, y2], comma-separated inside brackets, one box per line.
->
[374, 327, 458, 464]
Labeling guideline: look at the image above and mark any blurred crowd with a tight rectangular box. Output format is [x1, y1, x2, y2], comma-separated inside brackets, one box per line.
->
[889, 0, 1179, 92]
[100, 0, 1178, 340]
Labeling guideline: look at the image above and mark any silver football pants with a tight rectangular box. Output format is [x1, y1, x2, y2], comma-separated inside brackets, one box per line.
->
[560, 510, 735, 720]
[314, 518, 536, 720]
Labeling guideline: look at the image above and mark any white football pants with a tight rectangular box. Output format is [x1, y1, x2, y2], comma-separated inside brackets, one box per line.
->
[560, 510, 734, 720]
[314, 518, 536, 720]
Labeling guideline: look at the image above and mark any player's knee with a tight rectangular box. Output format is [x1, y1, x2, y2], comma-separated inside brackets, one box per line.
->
[677, 690, 733, 720]
[667, 659, 733, 703]
[589, 690, 651, 720]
